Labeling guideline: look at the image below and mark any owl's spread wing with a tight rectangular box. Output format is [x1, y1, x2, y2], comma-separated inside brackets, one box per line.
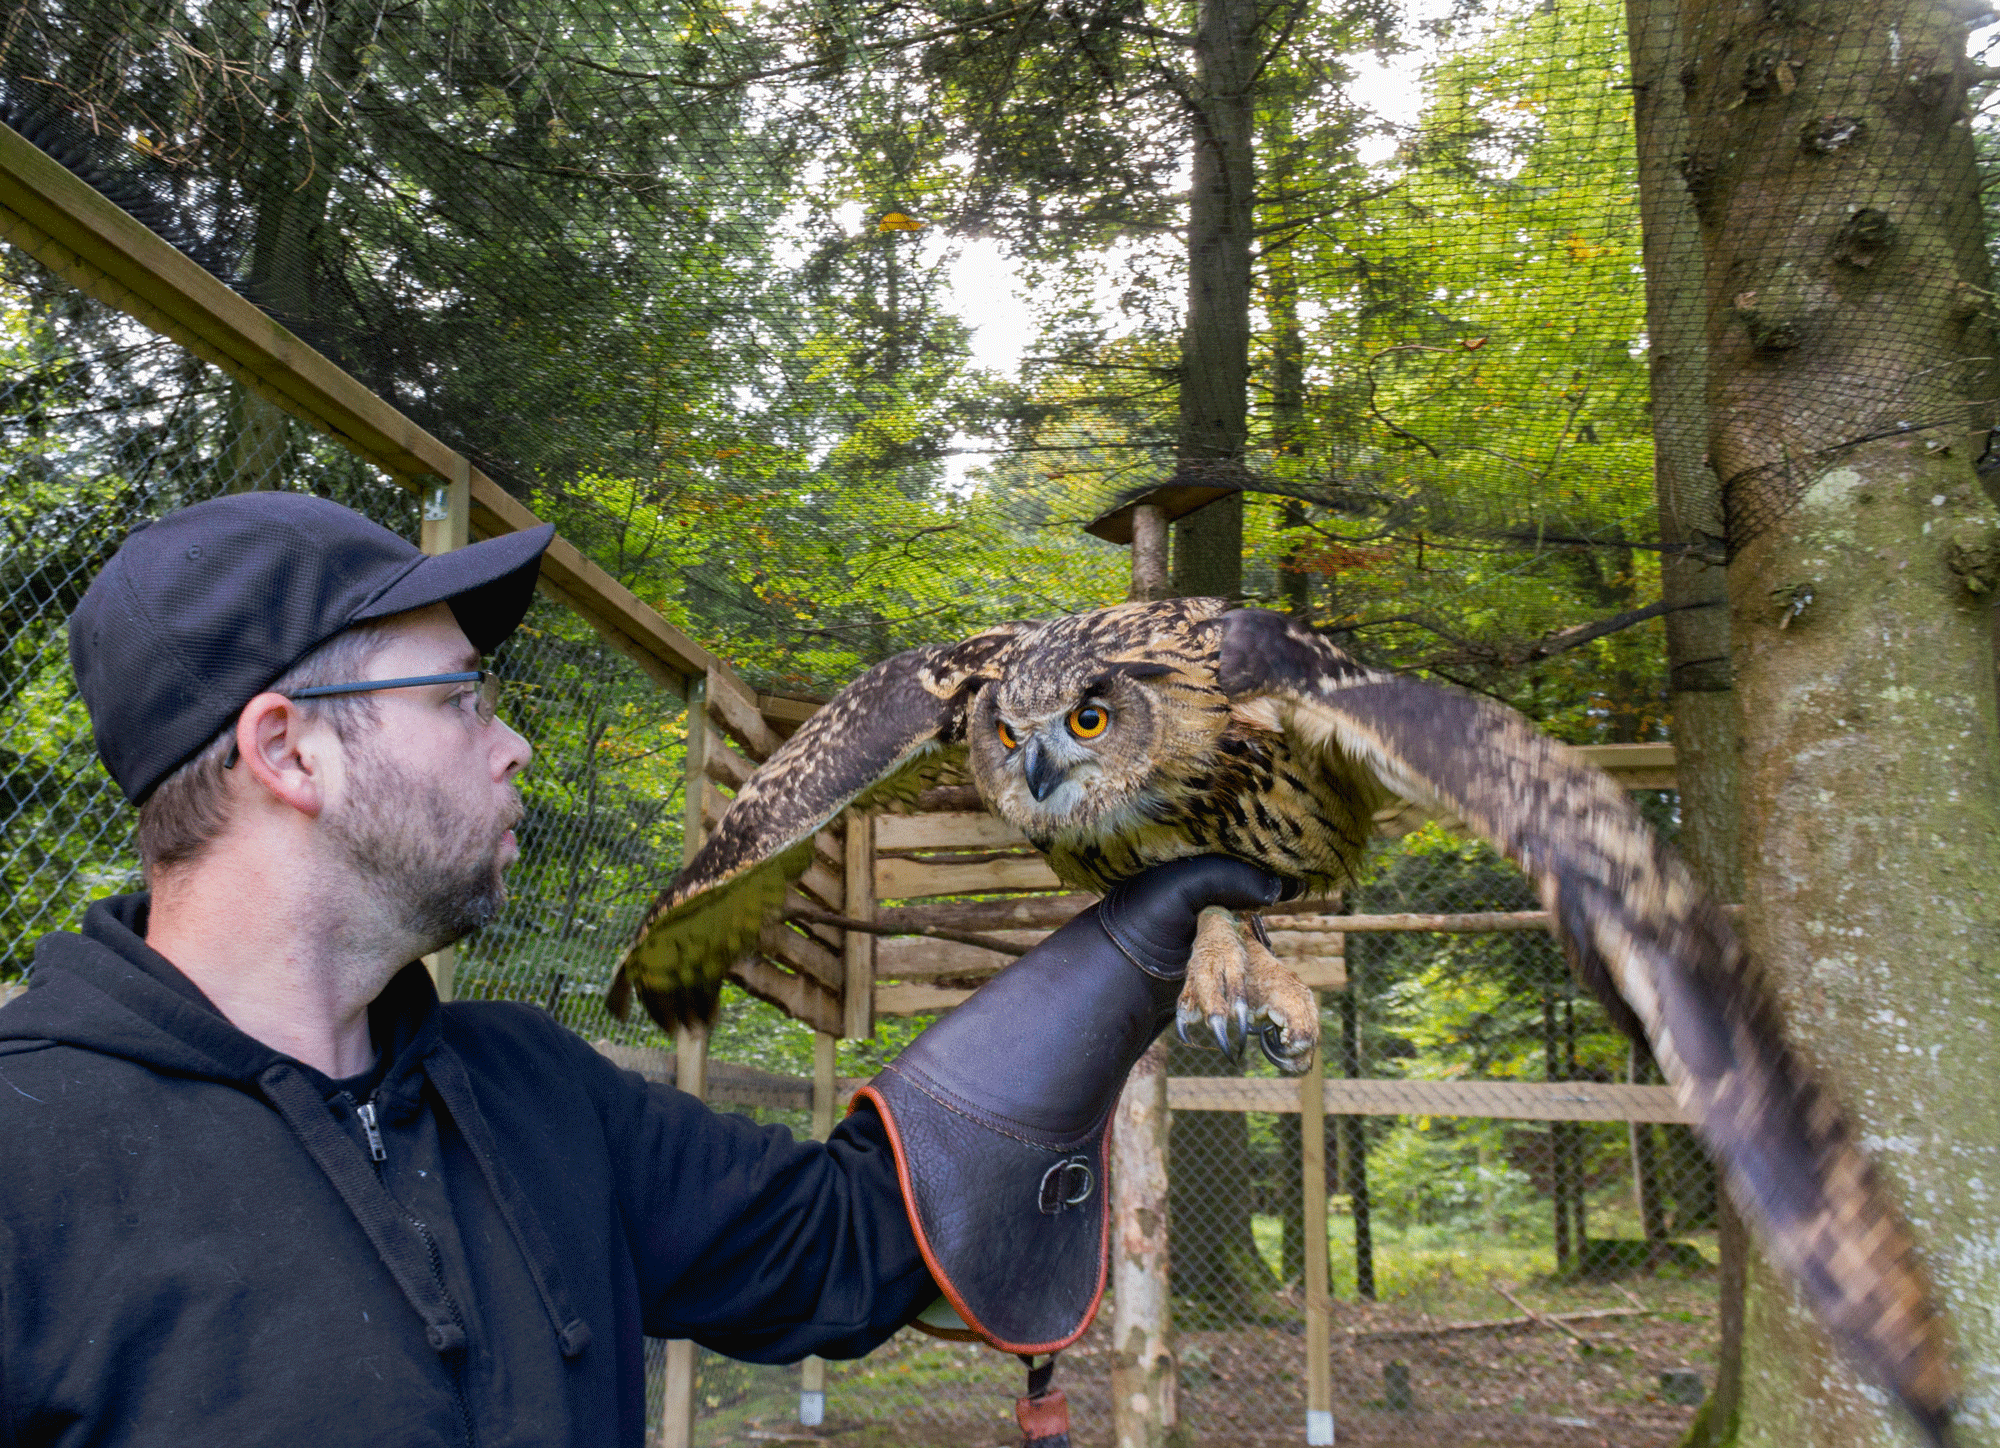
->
[608, 627, 1021, 1031]
[1217, 608, 1954, 1444]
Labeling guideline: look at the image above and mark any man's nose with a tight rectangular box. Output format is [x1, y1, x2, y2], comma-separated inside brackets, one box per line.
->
[494, 715, 532, 779]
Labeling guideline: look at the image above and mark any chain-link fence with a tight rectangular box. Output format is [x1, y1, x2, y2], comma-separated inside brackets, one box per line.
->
[0, 248, 696, 1053]
[657, 819, 1722, 1448]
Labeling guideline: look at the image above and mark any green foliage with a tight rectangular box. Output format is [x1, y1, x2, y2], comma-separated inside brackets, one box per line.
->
[1364, 1118, 1538, 1233]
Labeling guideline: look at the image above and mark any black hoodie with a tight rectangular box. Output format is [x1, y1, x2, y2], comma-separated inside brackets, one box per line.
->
[0, 896, 934, 1447]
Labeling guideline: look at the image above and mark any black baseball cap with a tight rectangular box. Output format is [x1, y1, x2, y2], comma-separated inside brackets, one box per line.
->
[70, 491, 556, 804]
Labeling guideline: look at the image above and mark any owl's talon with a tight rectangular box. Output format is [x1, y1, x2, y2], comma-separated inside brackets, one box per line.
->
[1257, 1024, 1308, 1072]
[1233, 998, 1251, 1044]
[1176, 1015, 1196, 1047]
[1209, 1013, 1241, 1061]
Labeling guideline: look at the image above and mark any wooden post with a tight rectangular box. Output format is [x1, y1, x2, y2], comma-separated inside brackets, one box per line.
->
[1129, 503, 1169, 602]
[811, 1030, 839, 1138]
[660, 684, 710, 1448]
[1111, 1040, 1175, 1448]
[800, 1030, 838, 1426]
[841, 811, 875, 1042]
[421, 458, 472, 1002]
[1300, 995, 1332, 1445]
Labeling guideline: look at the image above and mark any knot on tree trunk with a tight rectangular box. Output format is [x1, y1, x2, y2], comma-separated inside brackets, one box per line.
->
[1798, 116, 1867, 155]
[1832, 209, 1896, 269]
[1943, 520, 2000, 594]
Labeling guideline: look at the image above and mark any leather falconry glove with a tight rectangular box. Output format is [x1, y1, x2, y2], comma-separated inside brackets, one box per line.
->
[854, 855, 1287, 1354]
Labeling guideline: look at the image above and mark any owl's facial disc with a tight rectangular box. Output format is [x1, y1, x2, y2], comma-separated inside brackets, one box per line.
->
[993, 697, 1119, 817]
[970, 667, 1162, 838]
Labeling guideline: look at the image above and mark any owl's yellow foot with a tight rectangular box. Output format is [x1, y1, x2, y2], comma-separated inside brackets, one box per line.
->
[1176, 907, 1320, 1074]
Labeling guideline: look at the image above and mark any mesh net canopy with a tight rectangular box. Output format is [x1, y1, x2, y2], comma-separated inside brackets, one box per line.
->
[6, 0, 2000, 1442]
[0, 0, 1805, 698]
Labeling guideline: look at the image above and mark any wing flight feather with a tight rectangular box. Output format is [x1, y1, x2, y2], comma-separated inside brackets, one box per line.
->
[608, 626, 1020, 1030]
[1217, 607, 1954, 1446]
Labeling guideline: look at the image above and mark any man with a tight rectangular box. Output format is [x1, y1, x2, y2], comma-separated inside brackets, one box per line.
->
[0, 491, 1280, 1446]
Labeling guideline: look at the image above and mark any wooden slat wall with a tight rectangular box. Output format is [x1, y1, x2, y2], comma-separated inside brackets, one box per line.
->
[867, 805, 1348, 1013]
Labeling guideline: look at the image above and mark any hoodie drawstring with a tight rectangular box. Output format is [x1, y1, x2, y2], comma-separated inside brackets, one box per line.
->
[258, 1062, 468, 1355]
[425, 1045, 592, 1359]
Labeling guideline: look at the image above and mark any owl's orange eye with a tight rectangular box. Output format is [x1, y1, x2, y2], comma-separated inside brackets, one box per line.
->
[997, 720, 1018, 750]
[1067, 704, 1110, 740]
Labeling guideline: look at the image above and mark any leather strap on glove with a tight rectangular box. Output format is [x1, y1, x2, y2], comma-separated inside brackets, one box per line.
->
[852, 856, 1286, 1354]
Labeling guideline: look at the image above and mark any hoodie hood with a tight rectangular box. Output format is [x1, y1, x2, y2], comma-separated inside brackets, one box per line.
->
[4, 893, 441, 1096]
[3, 893, 588, 1367]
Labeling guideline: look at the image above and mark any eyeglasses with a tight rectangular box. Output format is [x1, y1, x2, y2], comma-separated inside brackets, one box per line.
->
[223, 671, 501, 769]
[287, 670, 502, 722]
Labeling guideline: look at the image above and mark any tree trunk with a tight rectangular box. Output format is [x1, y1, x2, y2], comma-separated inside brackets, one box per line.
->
[1278, 1109, 1305, 1288]
[1629, 1043, 1669, 1252]
[1545, 992, 1571, 1274]
[1680, 3, 2000, 1442]
[1264, 106, 1310, 620]
[1630, 0, 1739, 1293]
[1171, 0, 1257, 599]
[1339, 974, 1373, 1301]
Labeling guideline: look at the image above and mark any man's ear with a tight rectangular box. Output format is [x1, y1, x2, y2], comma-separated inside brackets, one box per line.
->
[234, 693, 332, 818]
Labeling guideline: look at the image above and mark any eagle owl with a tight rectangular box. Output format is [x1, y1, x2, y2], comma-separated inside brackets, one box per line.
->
[610, 599, 1952, 1444]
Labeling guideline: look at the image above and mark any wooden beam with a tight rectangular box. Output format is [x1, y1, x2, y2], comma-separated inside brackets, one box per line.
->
[756, 921, 844, 993]
[1109, 1041, 1173, 1443]
[873, 930, 1340, 990]
[662, 1012, 709, 1447]
[875, 981, 977, 1016]
[876, 932, 1046, 979]
[842, 812, 875, 1041]
[1266, 929, 1347, 962]
[703, 738, 756, 790]
[1574, 741, 1677, 789]
[757, 692, 823, 732]
[705, 665, 782, 761]
[1301, 996, 1333, 1446]
[729, 956, 843, 1036]
[811, 829, 846, 882]
[1166, 1077, 1691, 1122]
[781, 891, 845, 953]
[876, 854, 1064, 900]
[420, 461, 471, 1004]
[873, 811, 1029, 853]
[1288, 957, 1348, 991]
[699, 777, 733, 837]
[795, 858, 846, 914]
[682, 682, 710, 861]
[0, 119, 726, 695]
[1265, 903, 1740, 934]
[876, 893, 1099, 933]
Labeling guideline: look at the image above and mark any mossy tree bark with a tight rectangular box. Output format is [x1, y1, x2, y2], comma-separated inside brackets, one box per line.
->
[1680, 2, 2000, 1442]
[1624, 0, 1744, 1436]
[1170, 0, 1257, 599]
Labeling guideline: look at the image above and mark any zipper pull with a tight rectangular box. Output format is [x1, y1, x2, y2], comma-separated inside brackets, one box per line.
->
[357, 1100, 387, 1163]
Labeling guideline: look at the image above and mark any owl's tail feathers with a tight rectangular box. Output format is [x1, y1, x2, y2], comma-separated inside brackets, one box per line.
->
[606, 846, 806, 1033]
[1554, 863, 1959, 1448]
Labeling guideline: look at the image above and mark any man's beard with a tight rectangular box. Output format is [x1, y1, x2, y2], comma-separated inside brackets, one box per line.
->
[324, 741, 520, 958]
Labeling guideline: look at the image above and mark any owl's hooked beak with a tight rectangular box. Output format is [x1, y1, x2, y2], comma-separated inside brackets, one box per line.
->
[1021, 735, 1067, 802]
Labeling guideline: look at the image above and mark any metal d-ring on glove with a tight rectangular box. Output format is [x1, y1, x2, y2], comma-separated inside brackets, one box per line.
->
[850, 855, 1288, 1356]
